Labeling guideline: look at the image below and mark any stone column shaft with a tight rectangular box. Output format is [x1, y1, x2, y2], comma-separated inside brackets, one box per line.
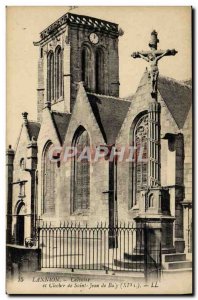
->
[148, 101, 161, 187]
[6, 146, 15, 243]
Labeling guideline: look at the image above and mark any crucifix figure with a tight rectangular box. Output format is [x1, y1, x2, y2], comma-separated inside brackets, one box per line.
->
[132, 30, 177, 97]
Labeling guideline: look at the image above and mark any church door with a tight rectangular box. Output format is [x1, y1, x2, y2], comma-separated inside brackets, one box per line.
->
[16, 215, 24, 245]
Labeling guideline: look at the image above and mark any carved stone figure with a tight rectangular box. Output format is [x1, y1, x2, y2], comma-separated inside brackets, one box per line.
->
[132, 30, 177, 97]
[137, 50, 169, 94]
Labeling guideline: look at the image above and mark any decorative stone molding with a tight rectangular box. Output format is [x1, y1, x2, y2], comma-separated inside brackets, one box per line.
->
[36, 13, 119, 44]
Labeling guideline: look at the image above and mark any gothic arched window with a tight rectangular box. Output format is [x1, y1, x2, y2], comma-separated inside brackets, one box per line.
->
[129, 114, 148, 208]
[81, 46, 91, 91]
[72, 127, 90, 212]
[55, 46, 63, 100]
[95, 48, 105, 94]
[47, 51, 54, 102]
[42, 142, 55, 214]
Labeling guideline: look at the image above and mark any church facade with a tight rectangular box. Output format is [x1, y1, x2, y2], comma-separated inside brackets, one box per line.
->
[6, 12, 192, 263]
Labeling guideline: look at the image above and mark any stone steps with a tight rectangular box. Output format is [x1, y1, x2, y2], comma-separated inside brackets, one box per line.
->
[163, 261, 192, 270]
[163, 268, 192, 274]
[115, 252, 192, 272]
[124, 253, 144, 261]
[162, 253, 186, 262]
[162, 253, 192, 270]
[114, 258, 144, 270]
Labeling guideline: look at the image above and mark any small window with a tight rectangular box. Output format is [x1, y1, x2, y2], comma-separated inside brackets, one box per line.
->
[20, 158, 25, 170]
[55, 46, 63, 100]
[148, 194, 154, 208]
[40, 47, 43, 58]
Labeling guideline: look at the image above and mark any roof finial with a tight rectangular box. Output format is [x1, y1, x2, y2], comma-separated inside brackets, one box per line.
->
[45, 100, 51, 110]
[118, 27, 124, 36]
[22, 112, 28, 126]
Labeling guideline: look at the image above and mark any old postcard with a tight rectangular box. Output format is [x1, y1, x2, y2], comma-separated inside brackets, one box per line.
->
[6, 6, 193, 294]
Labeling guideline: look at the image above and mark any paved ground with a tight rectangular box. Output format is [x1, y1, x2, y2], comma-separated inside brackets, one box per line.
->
[6, 268, 192, 295]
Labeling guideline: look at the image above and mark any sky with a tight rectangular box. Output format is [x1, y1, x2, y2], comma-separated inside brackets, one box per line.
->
[6, 6, 192, 147]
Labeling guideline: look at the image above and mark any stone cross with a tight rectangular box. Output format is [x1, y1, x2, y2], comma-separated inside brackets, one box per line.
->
[132, 30, 177, 97]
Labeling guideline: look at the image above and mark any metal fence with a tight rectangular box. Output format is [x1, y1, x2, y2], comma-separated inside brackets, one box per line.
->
[38, 222, 161, 280]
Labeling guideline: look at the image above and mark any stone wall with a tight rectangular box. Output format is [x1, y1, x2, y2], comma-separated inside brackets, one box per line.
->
[12, 125, 32, 242]
[183, 107, 192, 202]
[7, 245, 41, 274]
[37, 22, 120, 121]
[183, 106, 192, 252]
[37, 84, 110, 226]
[69, 24, 119, 109]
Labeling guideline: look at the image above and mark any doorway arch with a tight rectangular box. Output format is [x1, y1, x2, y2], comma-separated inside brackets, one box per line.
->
[14, 201, 26, 245]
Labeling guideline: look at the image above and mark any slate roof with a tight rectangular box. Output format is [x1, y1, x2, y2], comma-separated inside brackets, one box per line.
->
[124, 94, 135, 102]
[182, 79, 192, 87]
[51, 111, 71, 144]
[87, 93, 131, 144]
[27, 122, 41, 140]
[158, 76, 192, 129]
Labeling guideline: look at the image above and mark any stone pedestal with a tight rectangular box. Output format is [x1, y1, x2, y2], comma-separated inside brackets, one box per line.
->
[174, 238, 185, 253]
[135, 215, 175, 254]
[135, 188, 175, 254]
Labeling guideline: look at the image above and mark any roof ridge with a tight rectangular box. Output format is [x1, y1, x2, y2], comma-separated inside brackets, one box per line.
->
[180, 79, 192, 87]
[28, 120, 41, 124]
[159, 75, 192, 89]
[87, 92, 131, 102]
[51, 110, 71, 116]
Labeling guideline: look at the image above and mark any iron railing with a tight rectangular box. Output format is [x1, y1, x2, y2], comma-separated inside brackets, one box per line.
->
[37, 222, 161, 280]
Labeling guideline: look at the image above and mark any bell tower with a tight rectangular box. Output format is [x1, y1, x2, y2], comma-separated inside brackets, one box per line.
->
[34, 13, 121, 122]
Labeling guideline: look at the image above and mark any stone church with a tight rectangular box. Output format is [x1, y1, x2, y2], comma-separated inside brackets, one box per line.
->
[6, 12, 192, 265]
